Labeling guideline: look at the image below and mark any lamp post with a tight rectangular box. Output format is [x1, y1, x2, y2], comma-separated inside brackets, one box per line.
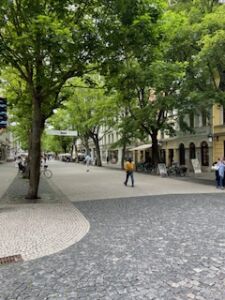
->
[208, 134, 213, 143]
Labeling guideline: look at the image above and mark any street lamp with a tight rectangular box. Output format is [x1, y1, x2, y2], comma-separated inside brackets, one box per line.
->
[208, 134, 213, 143]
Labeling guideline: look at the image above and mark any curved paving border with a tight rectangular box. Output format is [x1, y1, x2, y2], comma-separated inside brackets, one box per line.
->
[0, 202, 90, 261]
[0, 174, 90, 261]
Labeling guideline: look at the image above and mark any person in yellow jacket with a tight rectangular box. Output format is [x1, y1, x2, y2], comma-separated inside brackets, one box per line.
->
[124, 157, 135, 187]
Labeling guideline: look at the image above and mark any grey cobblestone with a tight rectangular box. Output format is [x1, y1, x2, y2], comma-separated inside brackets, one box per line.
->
[0, 194, 225, 299]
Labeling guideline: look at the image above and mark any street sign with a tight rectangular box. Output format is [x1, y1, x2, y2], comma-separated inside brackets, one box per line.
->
[46, 129, 78, 136]
[0, 97, 7, 128]
[158, 163, 168, 177]
[191, 158, 202, 174]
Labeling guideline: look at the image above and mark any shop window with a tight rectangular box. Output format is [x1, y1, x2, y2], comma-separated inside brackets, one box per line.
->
[201, 141, 209, 166]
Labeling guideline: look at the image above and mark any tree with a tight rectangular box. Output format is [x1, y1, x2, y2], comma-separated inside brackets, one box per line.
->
[0, 0, 108, 198]
[44, 109, 74, 154]
[166, 1, 225, 113]
[110, 104, 143, 169]
[42, 133, 62, 155]
[109, 59, 186, 165]
[103, 0, 188, 165]
[61, 76, 117, 166]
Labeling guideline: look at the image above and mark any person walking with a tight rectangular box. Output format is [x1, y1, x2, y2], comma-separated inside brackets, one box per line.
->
[217, 158, 225, 189]
[124, 157, 135, 187]
[212, 158, 220, 188]
[84, 153, 92, 172]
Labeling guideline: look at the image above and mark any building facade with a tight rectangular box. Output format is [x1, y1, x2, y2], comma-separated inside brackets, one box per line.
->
[75, 104, 225, 172]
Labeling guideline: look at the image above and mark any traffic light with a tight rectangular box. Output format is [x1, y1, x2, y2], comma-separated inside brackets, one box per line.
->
[0, 97, 7, 129]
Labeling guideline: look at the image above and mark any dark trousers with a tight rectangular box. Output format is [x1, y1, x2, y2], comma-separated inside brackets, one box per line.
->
[18, 162, 25, 173]
[216, 171, 225, 187]
[124, 171, 134, 186]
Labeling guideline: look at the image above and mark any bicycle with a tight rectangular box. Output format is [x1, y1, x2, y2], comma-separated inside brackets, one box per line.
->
[137, 162, 148, 172]
[40, 165, 53, 178]
[167, 164, 187, 177]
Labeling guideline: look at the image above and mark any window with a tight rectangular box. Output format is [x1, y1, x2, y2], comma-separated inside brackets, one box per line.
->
[169, 149, 174, 165]
[224, 141, 225, 159]
[189, 112, 194, 128]
[201, 141, 209, 166]
[160, 149, 166, 163]
[201, 110, 207, 127]
[179, 143, 185, 165]
[189, 143, 196, 159]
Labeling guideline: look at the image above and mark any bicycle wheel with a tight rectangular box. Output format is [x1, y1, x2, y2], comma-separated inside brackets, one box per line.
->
[44, 169, 53, 178]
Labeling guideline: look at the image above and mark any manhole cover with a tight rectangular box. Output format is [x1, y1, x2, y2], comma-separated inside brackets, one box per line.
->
[0, 254, 23, 265]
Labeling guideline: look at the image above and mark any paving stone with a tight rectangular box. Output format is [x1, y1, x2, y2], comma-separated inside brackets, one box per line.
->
[1, 163, 225, 299]
[0, 175, 89, 261]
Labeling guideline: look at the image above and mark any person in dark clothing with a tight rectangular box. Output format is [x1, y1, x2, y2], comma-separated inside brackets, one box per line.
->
[213, 158, 222, 188]
[17, 156, 26, 173]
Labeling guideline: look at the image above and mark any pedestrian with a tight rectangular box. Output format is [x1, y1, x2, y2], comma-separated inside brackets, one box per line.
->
[212, 158, 220, 188]
[124, 157, 135, 187]
[17, 156, 26, 173]
[106, 156, 109, 164]
[84, 153, 92, 172]
[216, 158, 225, 189]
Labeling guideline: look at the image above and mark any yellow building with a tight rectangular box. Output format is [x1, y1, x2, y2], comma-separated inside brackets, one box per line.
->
[212, 104, 225, 162]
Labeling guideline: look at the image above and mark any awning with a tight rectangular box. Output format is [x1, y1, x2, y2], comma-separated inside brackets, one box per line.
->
[130, 144, 153, 151]
[130, 143, 162, 151]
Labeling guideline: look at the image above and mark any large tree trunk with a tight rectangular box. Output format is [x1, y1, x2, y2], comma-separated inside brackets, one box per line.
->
[83, 135, 89, 153]
[23, 128, 32, 179]
[121, 142, 126, 170]
[151, 130, 159, 167]
[26, 95, 43, 199]
[93, 136, 102, 166]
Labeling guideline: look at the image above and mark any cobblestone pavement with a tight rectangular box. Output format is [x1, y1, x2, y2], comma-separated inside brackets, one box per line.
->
[0, 163, 89, 261]
[1, 193, 225, 299]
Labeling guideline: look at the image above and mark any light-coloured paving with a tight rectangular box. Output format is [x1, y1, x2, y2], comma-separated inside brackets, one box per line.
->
[0, 162, 89, 261]
[0, 201, 89, 261]
[0, 160, 220, 262]
[49, 160, 221, 202]
[1, 161, 225, 300]
[0, 162, 17, 199]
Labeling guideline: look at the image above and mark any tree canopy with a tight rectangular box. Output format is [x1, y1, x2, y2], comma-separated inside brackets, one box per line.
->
[1, 0, 225, 196]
